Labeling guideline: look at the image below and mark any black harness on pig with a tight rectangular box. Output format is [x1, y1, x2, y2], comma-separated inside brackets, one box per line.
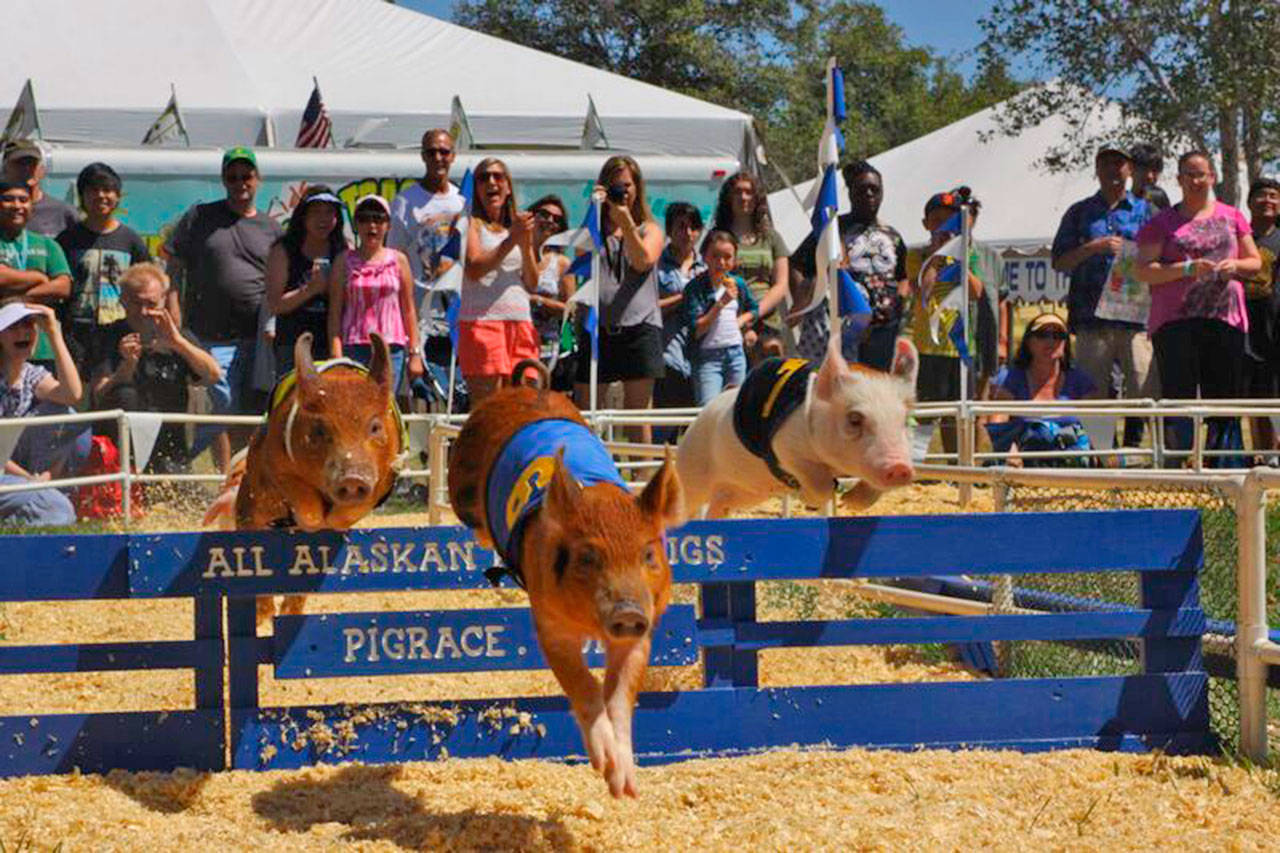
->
[732, 357, 815, 490]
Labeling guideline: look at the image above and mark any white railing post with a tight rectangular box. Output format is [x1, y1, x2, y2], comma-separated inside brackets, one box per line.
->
[1192, 414, 1204, 471]
[992, 479, 1013, 676]
[427, 426, 445, 526]
[958, 402, 974, 507]
[118, 412, 132, 526]
[1237, 473, 1270, 763]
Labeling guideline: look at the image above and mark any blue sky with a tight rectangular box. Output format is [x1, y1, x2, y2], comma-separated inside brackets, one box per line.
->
[400, 0, 998, 77]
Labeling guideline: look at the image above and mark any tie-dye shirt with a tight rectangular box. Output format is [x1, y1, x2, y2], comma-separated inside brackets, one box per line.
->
[338, 249, 408, 347]
[1136, 202, 1252, 335]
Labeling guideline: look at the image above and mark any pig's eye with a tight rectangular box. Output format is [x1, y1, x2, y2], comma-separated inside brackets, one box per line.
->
[307, 421, 328, 444]
[642, 543, 661, 569]
[847, 412, 864, 433]
[574, 545, 602, 573]
[368, 417, 384, 439]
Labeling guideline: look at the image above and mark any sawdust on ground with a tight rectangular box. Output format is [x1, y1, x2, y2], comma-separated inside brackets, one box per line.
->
[5, 480, 1274, 850]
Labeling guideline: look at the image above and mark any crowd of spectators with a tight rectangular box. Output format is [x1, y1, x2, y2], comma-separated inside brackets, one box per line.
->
[3, 124, 1276, 526]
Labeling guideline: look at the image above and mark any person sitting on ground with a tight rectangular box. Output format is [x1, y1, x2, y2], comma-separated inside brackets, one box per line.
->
[90, 263, 221, 474]
[987, 312, 1096, 468]
[265, 185, 347, 376]
[0, 300, 84, 526]
[56, 162, 151, 374]
[682, 230, 759, 406]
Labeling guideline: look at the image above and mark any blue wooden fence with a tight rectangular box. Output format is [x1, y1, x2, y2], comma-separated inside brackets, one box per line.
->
[0, 509, 1212, 777]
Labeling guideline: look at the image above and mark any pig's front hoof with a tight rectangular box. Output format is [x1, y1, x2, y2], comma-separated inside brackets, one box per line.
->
[580, 710, 618, 773]
[840, 481, 883, 512]
[606, 742, 638, 798]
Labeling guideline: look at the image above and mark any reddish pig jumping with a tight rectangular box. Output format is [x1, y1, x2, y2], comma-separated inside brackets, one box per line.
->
[448, 360, 683, 798]
[677, 339, 918, 518]
[204, 331, 407, 619]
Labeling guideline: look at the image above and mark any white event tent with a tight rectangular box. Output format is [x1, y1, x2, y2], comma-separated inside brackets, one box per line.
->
[2, 0, 754, 160]
[768, 95, 1161, 253]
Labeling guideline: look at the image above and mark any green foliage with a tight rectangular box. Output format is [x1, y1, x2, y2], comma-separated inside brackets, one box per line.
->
[978, 0, 1280, 204]
[454, 0, 1022, 189]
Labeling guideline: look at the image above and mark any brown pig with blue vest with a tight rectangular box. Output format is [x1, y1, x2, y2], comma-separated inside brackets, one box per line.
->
[447, 361, 683, 798]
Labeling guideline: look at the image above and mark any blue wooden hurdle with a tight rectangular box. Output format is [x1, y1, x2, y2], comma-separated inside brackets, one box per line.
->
[0, 509, 1212, 777]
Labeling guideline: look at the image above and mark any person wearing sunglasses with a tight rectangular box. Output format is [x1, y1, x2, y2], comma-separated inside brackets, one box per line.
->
[526, 194, 575, 384]
[457, 158, 539, 403]
[328, 195, 422, 395]
[987, 312, 1097, 467]
[388, 129, 465, 373]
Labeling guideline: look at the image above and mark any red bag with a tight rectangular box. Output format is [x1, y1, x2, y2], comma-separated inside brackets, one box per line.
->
[74, 436, 145, 520]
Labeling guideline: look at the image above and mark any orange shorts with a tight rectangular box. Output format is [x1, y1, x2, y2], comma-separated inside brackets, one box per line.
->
[458, 320, 540, 378]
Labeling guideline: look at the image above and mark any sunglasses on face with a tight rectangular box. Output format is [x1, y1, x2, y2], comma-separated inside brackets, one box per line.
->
[224, 172, 256, 184]
[478, 171, 507, 184]
[1030, 329, 1068, 342]
[423, 147, 453, 157]
[533, 208, 565, 225]
[355, 213, 388, 225]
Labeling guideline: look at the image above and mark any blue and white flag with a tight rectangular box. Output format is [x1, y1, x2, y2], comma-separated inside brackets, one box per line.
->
[566, 198, 605, 360]
[433, 168, 474, 346]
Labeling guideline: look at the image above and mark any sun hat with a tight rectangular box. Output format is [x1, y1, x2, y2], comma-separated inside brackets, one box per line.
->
[1026, 312, 1068, 334]
[0, 302, 41, 333]
[354, 194, 391, 217]
[2, 139, 42, 164]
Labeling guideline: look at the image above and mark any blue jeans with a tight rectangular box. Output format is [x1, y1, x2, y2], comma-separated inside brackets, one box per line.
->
[693, 345, 747, 406]
[191, 338, 258, 457]
[346, 343, 406, 396]
[0, 474, 76, 527]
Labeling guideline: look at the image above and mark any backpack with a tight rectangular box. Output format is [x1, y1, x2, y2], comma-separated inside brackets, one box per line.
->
[75, 435, 145, 520]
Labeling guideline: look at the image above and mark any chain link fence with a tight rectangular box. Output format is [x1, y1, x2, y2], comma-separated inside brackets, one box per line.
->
[985, 481, 1279, 754]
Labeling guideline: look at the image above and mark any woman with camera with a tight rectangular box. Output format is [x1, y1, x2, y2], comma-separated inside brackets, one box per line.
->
[574, 155, 665, 443]
[265, 185, 347, 376]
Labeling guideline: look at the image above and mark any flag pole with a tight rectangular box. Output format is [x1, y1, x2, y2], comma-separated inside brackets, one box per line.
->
[959, 207, 970, 406]
[589, 197, 601, 414]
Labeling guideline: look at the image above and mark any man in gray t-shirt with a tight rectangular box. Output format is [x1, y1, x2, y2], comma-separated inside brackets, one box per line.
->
[2, 140, 78, 237]
[163, 147, 282, 469]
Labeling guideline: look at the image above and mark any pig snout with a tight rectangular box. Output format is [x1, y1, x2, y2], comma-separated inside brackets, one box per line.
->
[606, 603, 650, 640]
[880, 461, 913, 487]
[334, 475, 373, 503]
[326, 452, 377, 505]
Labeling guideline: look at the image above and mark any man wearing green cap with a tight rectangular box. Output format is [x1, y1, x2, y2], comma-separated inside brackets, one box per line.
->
[163, 146, 282, 471]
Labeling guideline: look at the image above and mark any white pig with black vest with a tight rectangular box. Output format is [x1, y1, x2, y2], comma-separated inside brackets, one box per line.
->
[676, 339, 918, 518]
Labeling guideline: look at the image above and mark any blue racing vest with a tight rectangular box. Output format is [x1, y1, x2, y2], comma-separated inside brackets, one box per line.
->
[484, 418, 627, 585]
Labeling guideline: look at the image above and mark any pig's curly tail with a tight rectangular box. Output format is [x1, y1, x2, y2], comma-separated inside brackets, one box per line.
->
[510, 359, 550, 390]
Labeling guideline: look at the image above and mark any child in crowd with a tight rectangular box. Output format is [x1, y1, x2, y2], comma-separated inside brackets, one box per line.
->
[329, 195, 422, 396]
[682, 230, 759, 405]
[0, 300, 85, 526]
[55, 162, 150, 373]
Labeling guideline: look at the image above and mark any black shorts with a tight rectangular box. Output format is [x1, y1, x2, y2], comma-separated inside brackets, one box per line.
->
[576, 323, 665, 383]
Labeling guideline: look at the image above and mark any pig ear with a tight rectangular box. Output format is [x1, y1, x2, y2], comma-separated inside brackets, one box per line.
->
[367, 332, 394, 395]
[814, 337, 850, 401]
[294, 332, 319, 399]
[639, 447, 684, 526]
[890, 338, 919, 389]
[543, 447, 582, 528]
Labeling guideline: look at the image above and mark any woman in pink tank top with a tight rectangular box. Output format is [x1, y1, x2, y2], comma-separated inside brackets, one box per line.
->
[459, 157, 540, 403]
[328, 194, 421, 394]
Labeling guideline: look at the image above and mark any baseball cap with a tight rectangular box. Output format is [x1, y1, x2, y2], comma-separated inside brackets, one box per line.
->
[354, 194, 391, 217]
[2, 139, 43, 164]
[924, 190, 962, 216]
[1096, 142, 1131, 161]
[0, 302, 41, 333]
[221, 146, 258, 172]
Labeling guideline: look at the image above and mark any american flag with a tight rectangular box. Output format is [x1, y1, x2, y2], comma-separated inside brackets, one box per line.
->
[295, 78, 332, 148]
